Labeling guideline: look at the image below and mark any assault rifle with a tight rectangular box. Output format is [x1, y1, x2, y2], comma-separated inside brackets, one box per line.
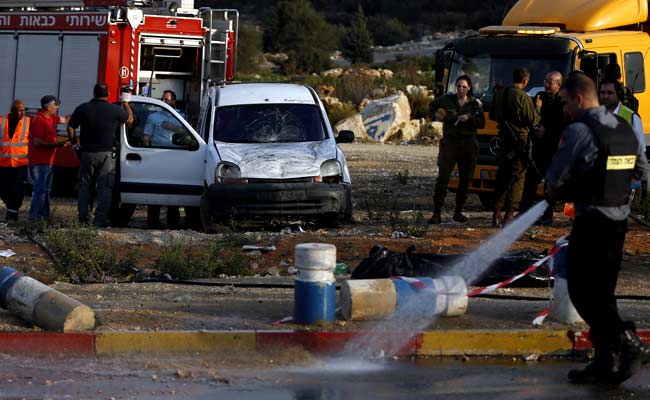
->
[501, 120, 541, 177]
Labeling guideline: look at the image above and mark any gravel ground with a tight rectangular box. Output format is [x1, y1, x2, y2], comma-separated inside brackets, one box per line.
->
[1, 142, 649, 332]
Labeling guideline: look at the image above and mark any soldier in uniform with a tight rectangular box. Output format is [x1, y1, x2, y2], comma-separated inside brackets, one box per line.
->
[489, 66, 541, 227]
[429, 75, 485, 224]
[520, 71, 565, 225]
[546, 71, 650, 384]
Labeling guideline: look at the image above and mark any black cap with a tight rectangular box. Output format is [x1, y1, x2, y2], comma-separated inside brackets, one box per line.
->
[40, 95, 61, 109]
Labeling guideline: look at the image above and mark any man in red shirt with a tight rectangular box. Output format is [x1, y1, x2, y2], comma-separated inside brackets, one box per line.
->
[28, 95, 69, 222]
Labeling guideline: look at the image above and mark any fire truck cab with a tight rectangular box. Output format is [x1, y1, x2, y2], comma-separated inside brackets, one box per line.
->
[0, 0, 237, 192]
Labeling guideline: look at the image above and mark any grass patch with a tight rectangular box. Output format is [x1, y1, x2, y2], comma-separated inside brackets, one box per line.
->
[43, 222, 117, 283]
[389, 210, 429, 238]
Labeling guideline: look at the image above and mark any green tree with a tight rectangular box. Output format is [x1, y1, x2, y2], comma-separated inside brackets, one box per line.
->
[263, 0, 338, 74]
[340, 5, 374, 64]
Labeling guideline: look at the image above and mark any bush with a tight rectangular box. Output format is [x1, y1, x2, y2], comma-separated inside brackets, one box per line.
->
[153, 239, 249, 280]
[407, 90, 432, 120]
[326, 102, 357, 126]
[43, 223, 117, 282]
[336, 72, 376, 105]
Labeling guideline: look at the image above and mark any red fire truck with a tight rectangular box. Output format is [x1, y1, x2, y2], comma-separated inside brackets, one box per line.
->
[0, 0, 237, 193]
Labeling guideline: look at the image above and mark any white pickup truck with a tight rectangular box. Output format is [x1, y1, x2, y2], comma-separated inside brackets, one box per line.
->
[116, 82, 354, 230]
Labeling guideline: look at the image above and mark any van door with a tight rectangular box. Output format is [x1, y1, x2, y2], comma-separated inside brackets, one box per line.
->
[120, 96, 206, 206]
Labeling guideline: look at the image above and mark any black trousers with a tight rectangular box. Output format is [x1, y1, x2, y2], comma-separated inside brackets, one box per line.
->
[0, 165, 28, 217]
[567, 210, 628, 351]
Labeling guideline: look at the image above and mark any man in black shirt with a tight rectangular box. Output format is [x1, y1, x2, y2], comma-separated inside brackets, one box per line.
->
[68, 83, 133, 227]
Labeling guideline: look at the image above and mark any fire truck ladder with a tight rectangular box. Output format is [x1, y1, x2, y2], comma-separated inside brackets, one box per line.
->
[200, 8, 238, 83]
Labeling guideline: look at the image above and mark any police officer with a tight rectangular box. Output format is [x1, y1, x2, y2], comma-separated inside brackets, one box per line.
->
[520, 71, 565, 225]
[490, 66, 541, 227]
[546, 71, 650, 384]
[429, 75, 485, 224]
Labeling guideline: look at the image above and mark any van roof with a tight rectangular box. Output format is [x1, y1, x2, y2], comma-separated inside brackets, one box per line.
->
[215, 83, 317, 107]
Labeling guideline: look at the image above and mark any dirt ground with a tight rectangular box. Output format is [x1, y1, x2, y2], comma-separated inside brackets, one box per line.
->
[1, 142, 650, 332]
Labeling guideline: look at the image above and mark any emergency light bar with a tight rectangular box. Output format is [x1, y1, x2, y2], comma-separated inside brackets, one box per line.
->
[479, 25, 561, 35]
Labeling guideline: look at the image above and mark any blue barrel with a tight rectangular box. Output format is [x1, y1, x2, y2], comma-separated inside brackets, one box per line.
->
[293, 243, 337, 324]
[294, 280, 336, 324]
[0, 267, 22, 310]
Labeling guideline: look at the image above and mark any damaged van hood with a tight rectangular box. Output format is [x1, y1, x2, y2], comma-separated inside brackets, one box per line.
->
[216, 141, 337, 179]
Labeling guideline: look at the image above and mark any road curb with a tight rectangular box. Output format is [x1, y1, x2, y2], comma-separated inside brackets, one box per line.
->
[0, 329, 647, 356]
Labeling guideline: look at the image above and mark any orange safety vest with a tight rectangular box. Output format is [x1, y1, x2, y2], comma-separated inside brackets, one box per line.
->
[0, 114, 30, 168]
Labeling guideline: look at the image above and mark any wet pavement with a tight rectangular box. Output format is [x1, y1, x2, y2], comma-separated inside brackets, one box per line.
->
[1, 353, 648, 399]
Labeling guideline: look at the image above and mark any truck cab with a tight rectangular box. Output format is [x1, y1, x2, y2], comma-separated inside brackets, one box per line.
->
[118, 82, 354, 230]
[437, 0, 650, 207]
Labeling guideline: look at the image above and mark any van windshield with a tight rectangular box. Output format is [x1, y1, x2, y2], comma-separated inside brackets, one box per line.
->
[447, 52, 572, 110]
[214, 104, 327, 143]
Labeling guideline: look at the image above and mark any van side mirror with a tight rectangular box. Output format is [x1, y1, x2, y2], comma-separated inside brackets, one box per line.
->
[336, 130, 355, 144]
[172, 132, 199, 150]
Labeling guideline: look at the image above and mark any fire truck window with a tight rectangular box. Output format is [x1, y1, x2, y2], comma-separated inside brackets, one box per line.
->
[126, 103, 193, 149]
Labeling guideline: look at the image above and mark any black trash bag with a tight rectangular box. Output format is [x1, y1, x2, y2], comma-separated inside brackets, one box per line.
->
[351, 245, 549, 288]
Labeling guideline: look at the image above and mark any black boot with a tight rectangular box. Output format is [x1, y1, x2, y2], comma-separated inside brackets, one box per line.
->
[612, 329, 650, 383]
[452, 205, 467, 223]
[569, 349, 620, 384]
[428, 203, 443, 225]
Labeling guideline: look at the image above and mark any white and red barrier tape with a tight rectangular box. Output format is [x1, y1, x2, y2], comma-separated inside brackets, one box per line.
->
[466, 247, 561, 297]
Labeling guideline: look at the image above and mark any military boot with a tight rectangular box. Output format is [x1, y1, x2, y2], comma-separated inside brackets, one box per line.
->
[491, 207, 502, 228]
[428, 204, 443, 225]
[452, 208, 468, 223]
[569, 349, 620, 384]
[502, 208, 516, 226]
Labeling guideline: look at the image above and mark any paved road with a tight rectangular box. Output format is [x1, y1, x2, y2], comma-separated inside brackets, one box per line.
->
[1, 354, 648, 399]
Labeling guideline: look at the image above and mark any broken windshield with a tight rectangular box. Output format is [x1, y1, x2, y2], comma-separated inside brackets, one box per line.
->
[214, 104, 328, 143]
[447, 52, 572, 110]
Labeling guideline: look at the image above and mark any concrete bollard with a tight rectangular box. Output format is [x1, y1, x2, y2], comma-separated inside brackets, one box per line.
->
[392, 276, 468, 317]
[0, 267, 95, 332]
[340, 276, 468, 321]
[341, 279, 396, 321]
[549, 241, 583, 324]
[293, 243, 337, 324]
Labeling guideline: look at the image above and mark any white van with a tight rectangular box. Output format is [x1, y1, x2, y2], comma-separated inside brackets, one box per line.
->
[117, 83, 354, 230]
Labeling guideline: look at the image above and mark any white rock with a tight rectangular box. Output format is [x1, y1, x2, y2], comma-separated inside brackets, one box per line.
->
[361, 91, 412, 142]
[335, 113, 367, 141]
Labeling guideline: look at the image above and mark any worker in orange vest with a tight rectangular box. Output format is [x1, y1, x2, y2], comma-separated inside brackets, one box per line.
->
[0, 100, 30, 221]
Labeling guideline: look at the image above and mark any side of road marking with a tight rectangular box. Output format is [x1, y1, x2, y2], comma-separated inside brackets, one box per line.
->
[0, 332, 94, 353]
[0, 330, 647, 356]
[418, 330, 573, 356]
[95, 331, 256, 353]
[256, 331, 419, 356]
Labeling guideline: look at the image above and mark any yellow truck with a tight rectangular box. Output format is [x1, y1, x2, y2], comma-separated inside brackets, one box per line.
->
[436, 0, 650, 207]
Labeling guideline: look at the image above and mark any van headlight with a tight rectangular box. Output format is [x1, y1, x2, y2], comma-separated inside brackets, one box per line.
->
[215, 162, 244, 183]
[320, 159, 342, 183]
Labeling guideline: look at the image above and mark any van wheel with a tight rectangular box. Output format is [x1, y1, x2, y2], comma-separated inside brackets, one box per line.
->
[200, 194, 217, 233]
